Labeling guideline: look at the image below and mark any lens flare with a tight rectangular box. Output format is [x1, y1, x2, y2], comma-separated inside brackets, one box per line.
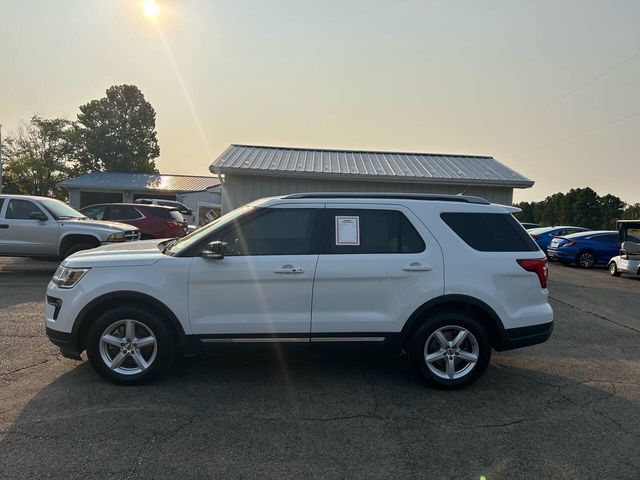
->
[143, 0, 161, 19]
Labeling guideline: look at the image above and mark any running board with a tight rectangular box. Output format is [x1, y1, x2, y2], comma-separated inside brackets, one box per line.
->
[200, 336, 386, 344]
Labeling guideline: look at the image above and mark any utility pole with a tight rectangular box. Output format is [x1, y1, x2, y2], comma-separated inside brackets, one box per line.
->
[0, 124, 3, 193]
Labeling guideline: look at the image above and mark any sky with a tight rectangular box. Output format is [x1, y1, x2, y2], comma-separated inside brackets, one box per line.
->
[1, 0, 639, 204]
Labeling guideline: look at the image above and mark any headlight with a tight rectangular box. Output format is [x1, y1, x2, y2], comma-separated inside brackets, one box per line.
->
[52, 266, 90, 289]
[106, 232, 124, 242]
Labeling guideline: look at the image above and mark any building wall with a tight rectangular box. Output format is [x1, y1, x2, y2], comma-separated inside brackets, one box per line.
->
[220, 174, 515, 212]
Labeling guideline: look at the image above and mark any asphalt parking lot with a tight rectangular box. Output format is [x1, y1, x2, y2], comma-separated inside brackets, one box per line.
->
[0, 258, 639, 479]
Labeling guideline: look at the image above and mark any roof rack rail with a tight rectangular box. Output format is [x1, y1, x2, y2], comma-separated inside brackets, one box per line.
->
[282, 193, 490, 204]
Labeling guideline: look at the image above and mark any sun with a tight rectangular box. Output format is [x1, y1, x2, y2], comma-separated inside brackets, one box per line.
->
[143, 0, 161, 19]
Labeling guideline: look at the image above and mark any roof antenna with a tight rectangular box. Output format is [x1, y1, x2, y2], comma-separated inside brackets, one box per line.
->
[458, 180, 474, 196]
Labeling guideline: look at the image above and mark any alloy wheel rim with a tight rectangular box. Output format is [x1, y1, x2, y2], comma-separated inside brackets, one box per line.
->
[609, 263, 616, 274]
[580, 253, 594, 267]
[99, 319, 157, 375]
[424, 325, 479, 380]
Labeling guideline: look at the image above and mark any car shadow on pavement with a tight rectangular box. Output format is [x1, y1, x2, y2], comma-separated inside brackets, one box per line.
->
[0, 259, 58, 309]
[1, 345, 638, 479]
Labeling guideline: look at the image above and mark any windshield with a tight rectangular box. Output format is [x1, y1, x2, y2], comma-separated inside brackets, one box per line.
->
[167, 205, 252, 255]
[39, 198, 85, 219]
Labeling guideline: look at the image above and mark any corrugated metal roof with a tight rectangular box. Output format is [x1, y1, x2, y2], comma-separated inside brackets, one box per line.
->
[210, 145, 533, 188]
[60, 172, 220, 192]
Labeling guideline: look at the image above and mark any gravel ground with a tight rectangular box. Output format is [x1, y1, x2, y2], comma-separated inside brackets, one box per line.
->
[0, 257, 639, 479]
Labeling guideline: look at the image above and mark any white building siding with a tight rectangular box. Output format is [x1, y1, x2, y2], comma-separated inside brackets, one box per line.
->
[221, 174, 513, 212]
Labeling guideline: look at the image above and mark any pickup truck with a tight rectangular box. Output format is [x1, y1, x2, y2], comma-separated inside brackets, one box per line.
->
[0, 194, 141, 259]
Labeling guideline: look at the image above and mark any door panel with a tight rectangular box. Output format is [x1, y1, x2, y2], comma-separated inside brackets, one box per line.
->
[0, 199, 59, 255]
[311, 205, 444, 334]
[187, 204, 322, 335]
[188, 255, 319, 334]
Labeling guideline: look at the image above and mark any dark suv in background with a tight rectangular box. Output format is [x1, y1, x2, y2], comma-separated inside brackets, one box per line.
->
[81, 203, 187, 239]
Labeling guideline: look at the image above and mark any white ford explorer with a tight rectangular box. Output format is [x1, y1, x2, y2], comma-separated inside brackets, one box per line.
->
[45, 193, 553, 388]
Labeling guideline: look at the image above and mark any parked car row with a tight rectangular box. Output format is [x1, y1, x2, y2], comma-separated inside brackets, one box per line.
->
[523, 221, 640, 277]
[0, 194, 142, 259]
[80, 203, 188, 239]
[0, 194, 193, 259]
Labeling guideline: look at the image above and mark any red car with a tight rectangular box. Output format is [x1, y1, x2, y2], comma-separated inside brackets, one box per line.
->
[80, 203, 188, 239]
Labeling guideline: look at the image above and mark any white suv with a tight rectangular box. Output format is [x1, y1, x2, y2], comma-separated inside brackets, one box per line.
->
[45, 193, 553, 388]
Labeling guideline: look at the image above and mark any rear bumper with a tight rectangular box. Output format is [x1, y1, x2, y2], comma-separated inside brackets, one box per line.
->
[46, 327, 82, 360]
[547, 249, 569, 260]
[497, 321, 554, 351]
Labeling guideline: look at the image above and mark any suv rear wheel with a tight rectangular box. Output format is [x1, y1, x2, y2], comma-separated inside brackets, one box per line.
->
[408, 312, 490, 389]
[86, 306, 175, 385]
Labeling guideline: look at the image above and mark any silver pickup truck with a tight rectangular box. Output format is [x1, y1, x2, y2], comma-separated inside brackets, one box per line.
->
[0, 194, 141, 259]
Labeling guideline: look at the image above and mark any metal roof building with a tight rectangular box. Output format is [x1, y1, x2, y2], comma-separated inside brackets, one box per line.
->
[211, 144, 533, 212]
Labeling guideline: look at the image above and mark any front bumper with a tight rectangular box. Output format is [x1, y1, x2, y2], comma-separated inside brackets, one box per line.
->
[45, 327, 82, 360]
[498, 321, 554, 351]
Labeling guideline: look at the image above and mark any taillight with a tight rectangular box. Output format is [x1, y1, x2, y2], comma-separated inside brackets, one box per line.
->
[517, 258, 548, 289]
[166, 220, 183, 228]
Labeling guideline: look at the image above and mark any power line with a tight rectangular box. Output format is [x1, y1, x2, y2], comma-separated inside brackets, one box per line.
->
[502, 111, 640, 159]
[493, 48, 640, 136]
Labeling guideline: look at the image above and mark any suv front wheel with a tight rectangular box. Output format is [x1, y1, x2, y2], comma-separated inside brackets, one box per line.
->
[408, 312, 491, 389]
[86, 306, 175, 385]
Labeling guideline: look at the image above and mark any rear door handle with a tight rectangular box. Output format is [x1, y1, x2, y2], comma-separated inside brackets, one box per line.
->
[0, 224, 8, 229]
[274, 265, 304, 274]
[403, 262, 432, 272]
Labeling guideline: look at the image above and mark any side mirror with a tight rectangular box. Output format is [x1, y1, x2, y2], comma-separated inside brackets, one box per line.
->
[202, 240, 224, 259]
[30, 211, 47, 221]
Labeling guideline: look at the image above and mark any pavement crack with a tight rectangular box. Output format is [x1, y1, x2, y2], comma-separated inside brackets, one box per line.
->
[0, 358, 51, 379]
[550, 295, 640, 334]
[476, 419, 526, 428]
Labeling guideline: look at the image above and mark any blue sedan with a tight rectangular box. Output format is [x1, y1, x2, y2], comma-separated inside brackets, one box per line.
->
[527, 226, 588, 253]
[547, 230, 639, 268]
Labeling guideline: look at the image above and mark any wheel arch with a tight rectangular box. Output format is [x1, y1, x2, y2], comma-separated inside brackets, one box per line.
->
[71, 291, 186, 353]
[58, 233, 101, 257]
[400, 295, 506, 351]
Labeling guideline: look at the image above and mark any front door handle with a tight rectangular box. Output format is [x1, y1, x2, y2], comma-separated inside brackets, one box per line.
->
[0, 224, 8, 229]
[274, 265, 304, 274]
[403, 262, 432, 272]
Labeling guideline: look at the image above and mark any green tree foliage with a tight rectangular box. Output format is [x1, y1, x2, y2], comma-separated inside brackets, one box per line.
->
[2, 116, 76, 198]
[622, 203, 640, 220]
[514, 187, 626, 229]
[76, 84, 160, 173]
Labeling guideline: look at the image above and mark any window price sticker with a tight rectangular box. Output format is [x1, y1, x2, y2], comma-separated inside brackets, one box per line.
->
[335, 216, 360, 245]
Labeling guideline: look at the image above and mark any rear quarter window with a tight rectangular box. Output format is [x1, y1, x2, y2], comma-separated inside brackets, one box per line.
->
[441, 212, 539, 252]
[150, 208, 184, 221]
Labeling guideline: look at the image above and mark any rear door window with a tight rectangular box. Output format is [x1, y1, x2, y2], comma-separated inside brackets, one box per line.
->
[323, 209, 425, 254]
[590, 234, 618, 243]
[441, 212, 539, 252]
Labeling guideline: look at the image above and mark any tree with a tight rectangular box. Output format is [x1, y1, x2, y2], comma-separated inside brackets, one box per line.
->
[622, 203, 640, 220]
[76, 84, 160, 173]
[2, 116, 76, 198]
[514, 187, 627, 229]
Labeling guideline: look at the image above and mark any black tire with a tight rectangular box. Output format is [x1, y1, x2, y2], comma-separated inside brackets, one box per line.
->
[576, 251, 596, 269]
[407, 312, 491, 389]
[62, 242, 96, 259]
[609, 262, 621, 277]
[86, 306, 176, 385]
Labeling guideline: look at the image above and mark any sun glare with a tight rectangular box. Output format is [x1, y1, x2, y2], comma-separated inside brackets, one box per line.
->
[143, 0, 161, 19]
